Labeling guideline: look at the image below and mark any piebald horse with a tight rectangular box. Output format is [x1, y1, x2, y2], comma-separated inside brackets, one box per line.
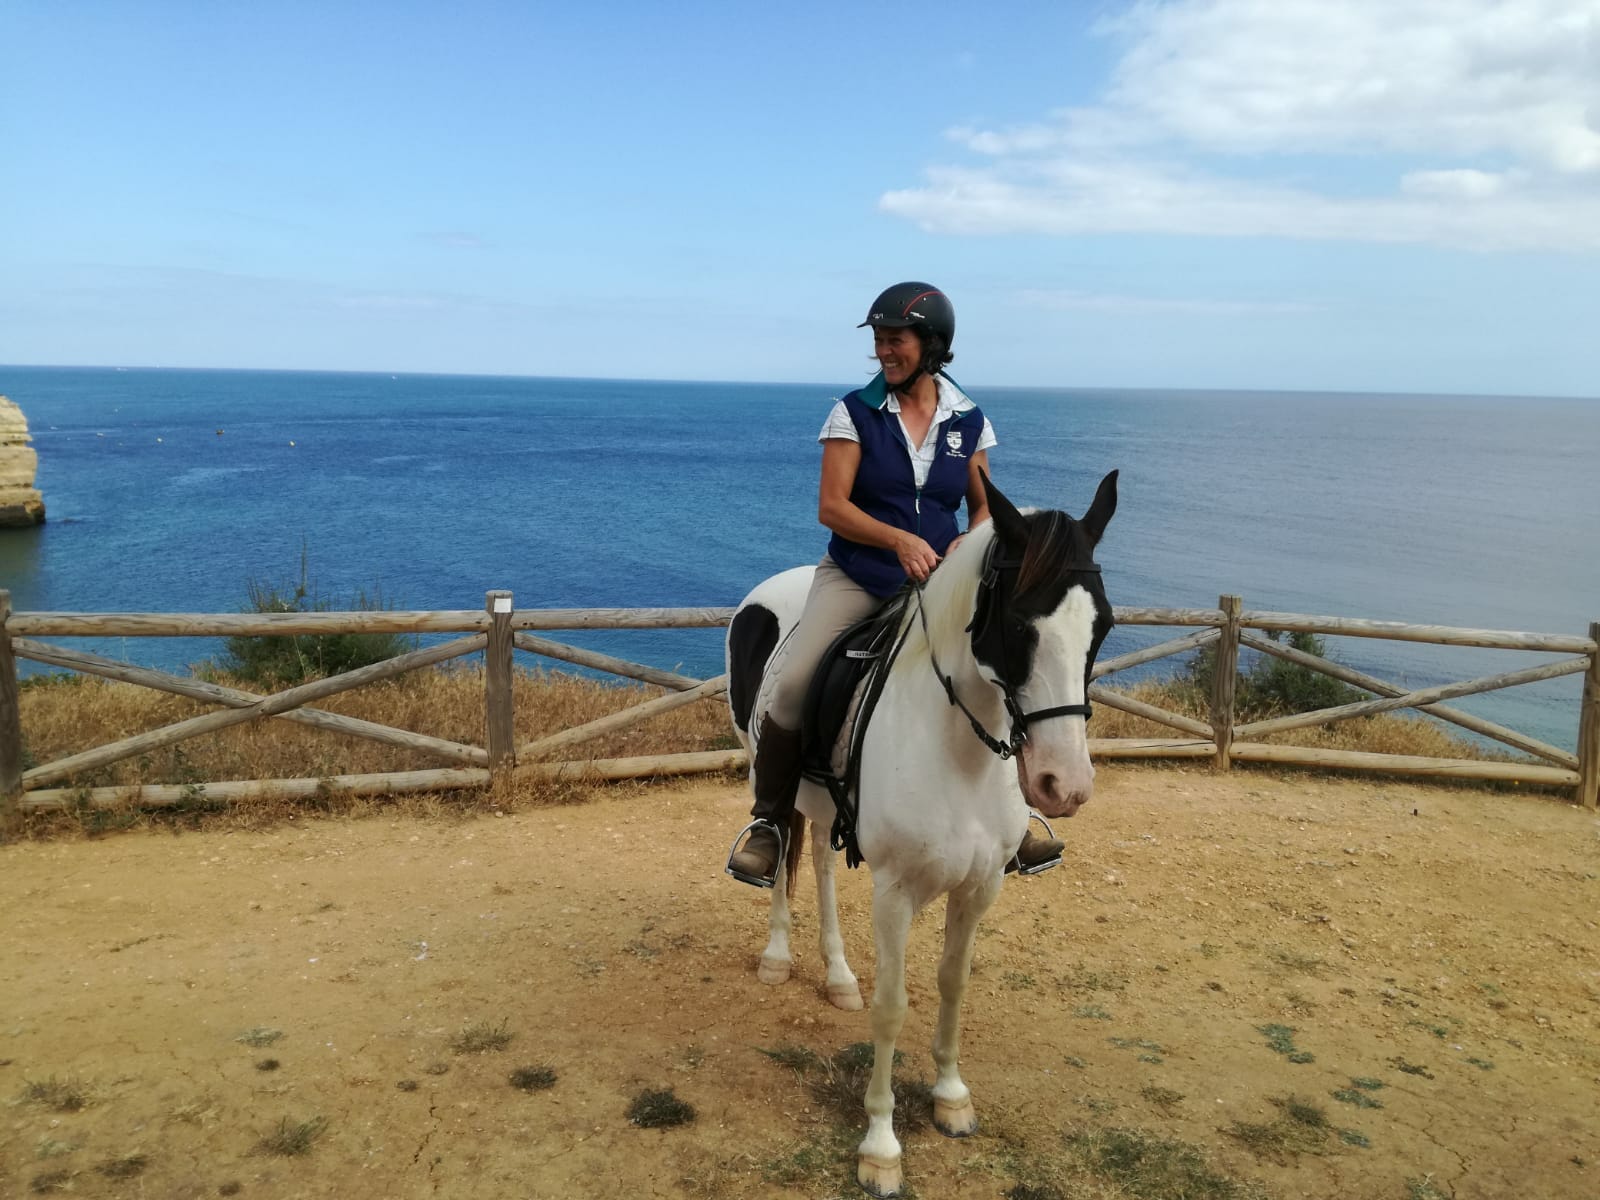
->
[725, 470, 1117, 1197]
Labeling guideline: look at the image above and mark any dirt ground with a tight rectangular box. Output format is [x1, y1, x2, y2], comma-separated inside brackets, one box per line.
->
[2, 765, 1597, 1200]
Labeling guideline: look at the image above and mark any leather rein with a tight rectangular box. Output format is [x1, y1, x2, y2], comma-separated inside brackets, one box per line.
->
[914, 542, 1099, 761]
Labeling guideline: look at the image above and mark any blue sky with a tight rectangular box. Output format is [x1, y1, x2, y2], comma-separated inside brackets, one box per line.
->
[3, 0, 1597, 395]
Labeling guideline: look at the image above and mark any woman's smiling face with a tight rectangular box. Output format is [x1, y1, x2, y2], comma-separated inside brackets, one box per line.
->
[873, 326, 924, 388]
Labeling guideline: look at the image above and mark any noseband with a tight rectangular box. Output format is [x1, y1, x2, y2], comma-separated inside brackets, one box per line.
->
[916, 540, 1100, 761]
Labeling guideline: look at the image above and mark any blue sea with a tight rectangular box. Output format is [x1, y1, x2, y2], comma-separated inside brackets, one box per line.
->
[2, 366, 1597, 751]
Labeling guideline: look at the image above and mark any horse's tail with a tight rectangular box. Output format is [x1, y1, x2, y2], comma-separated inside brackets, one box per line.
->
[784, 811, 806, 899]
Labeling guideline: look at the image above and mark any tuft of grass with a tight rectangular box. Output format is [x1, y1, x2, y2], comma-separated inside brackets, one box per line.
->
[1257, 1023, 1314, 1063]
[1140, 1085, 1184, 1111]
[236, 1026, 283, 1047]
[1074, 1004, 1113, 1020]
[450, 1019, 513, 1054]
[760, 1044, 826, 1075]
[627, 1087, 696, 1128]
[762, 1124, 860, 1191]
[1282, 1096, 1328, 1128]
[1062, 1125, 1272, 1199]
[94, 1154, 149, 1180]
[30, 1170, 73, 1194]
[1339, 1129, 1372, 1147]
[21, 1077, 90, 1112]
[1405, 1178, 1451, 1200]
[1225, 1095, 1334, 1163]
[1388, 1056, 1433, 1078]
[256, 1116, 328, 1156]
[1108, 1036, 1166, 1064]
[256, 1120, 328, 1158]
[509, 1065, 557, 1092]
[255, 1057, 281, 1072]
[1006, 1185, 1065, 1200]
[758, 1042, 931, 1135]
[1332, 1087, 1383, 1109]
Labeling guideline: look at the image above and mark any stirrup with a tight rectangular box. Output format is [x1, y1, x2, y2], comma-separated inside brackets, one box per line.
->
[725, 818, 787, 889]
[1006, 813, 1063, 877]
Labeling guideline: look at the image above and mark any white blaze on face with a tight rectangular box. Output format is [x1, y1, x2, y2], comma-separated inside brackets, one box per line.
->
[1015, 585, 1098, 818]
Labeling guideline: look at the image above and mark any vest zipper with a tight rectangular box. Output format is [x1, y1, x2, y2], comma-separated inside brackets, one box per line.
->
[914, 486, 922, 534]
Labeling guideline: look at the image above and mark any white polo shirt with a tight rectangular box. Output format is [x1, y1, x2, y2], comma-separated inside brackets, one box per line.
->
[818, 375, 998, 488]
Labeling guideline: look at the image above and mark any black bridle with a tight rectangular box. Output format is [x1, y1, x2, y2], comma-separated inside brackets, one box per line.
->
[916, 541, 1102, 761]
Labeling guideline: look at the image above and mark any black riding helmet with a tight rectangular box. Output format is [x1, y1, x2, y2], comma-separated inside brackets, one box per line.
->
[858, 282, 956, 385]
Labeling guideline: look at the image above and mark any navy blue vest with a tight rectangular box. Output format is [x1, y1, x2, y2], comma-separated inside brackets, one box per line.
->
[827, 376, 987, 597]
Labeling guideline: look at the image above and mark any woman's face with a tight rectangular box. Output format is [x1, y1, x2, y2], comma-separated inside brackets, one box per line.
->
[873, 326, 924, 388]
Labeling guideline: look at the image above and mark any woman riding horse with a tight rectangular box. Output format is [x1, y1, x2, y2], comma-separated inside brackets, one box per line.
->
[726, 281, 1063, 886]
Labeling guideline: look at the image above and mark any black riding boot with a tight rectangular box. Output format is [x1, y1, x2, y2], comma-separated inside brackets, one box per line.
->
[1007, 818, 1065, 875]
[726, 715, 804, 887]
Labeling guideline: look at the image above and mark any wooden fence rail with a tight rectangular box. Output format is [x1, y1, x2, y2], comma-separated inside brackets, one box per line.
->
[1, 589, 1596, 834]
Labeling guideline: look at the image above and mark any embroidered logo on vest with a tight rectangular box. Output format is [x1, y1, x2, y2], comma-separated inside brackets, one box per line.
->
[945, 428, 966, 458]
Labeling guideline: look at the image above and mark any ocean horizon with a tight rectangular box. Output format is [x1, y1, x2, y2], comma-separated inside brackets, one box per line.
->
[2, 364, 1597, 751]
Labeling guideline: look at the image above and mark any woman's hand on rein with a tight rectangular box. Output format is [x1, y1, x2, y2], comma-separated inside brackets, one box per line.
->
[895, 533, 941, 583]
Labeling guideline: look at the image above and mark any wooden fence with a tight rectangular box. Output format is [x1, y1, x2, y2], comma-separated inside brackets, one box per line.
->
[1, 589, 1596, 836]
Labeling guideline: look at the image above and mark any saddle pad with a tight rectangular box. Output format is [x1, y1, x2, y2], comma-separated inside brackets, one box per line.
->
[800, 594, 908, 782]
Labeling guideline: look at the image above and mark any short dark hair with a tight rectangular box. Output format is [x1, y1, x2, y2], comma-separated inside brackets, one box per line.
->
[917, 328, 954, 375]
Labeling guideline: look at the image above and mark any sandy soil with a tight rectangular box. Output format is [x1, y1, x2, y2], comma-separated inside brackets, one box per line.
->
[2, 766, 1597, 1200]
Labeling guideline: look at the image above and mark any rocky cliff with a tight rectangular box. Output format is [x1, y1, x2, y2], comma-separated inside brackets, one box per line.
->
[0, 396, 46, 526]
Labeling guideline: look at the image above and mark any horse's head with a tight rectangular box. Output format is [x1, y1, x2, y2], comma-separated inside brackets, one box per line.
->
[971, 469, 1117, 819]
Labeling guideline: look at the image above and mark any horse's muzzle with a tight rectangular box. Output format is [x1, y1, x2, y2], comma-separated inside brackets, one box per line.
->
[1016, 753, 1094, 819]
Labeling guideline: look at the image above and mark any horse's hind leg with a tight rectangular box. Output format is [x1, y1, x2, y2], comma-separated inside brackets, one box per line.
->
[811, 821, 861, 1010]
[929, 877, 1001, 1138]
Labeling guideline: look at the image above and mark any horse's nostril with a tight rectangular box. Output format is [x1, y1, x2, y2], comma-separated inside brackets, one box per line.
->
[1037, 773, 1059, 800]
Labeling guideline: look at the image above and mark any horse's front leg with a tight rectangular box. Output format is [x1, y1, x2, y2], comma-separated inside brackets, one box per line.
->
[811, 821, 861, 1010]
[757, 832, 795, 985]
[930, 877, 1001, 1138]
[857, 883, 915, 1198]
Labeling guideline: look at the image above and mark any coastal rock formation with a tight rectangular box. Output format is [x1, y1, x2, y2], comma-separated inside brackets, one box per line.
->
[0, 396, 46, 526]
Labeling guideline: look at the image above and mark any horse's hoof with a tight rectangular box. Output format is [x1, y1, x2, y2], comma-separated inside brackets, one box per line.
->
[856, 1153, 903, 1197]
[757, 955, 791, 985]
[827, 982, 863, 1011]
[933, 1098, 979, 1138]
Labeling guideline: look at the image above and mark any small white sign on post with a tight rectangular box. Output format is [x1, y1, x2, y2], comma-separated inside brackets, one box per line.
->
[493, 597, 512, 614]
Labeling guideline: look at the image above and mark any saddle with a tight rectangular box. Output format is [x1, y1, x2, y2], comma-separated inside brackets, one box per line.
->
[797, 590, 914, 867]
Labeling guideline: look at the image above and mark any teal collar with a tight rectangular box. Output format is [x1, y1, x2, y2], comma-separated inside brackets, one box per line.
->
[860, 371, 890, 410]
[857, 371, 966, 412]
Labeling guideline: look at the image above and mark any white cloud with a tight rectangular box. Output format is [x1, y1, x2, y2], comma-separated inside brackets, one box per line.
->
[885, 0, 1600, 251]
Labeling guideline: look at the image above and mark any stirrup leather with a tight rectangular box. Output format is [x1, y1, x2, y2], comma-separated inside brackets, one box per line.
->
[1007, 812, 1063, 877]
[725, 818, 788, 889]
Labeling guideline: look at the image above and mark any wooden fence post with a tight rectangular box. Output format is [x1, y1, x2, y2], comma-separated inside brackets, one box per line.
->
[1, 591, 23, 839]
[485, 591, 515, 778]
[1578, 621, 1600, 810]
[1211, 594, 1243, 770]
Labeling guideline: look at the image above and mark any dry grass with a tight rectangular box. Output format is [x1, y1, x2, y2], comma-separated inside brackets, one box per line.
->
[16, 665, 740, 837]
[15, 660, 1544, 842]
[1092, 679, 1530, 762]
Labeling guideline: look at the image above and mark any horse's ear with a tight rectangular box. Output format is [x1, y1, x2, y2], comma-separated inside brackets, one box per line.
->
[980, 468, 1028, 547]
[1081, 469, 1119, 546]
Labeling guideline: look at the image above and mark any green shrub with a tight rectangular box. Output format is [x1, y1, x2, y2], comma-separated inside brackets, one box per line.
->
[213, 554, 414, 686]
[1184, 631, 1365, 721]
